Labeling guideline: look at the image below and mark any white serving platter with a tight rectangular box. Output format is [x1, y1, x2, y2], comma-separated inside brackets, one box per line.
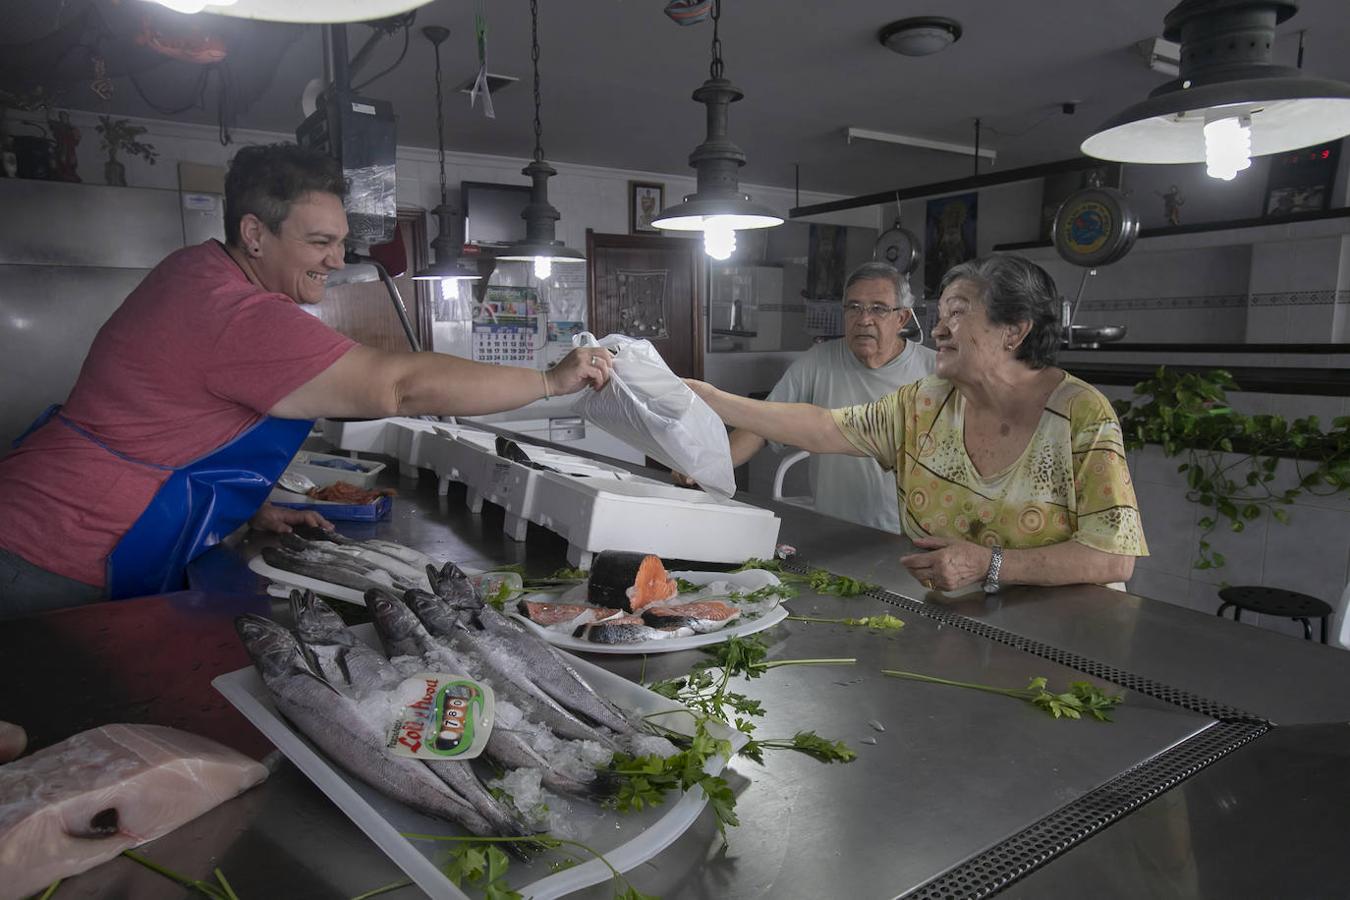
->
[213, 624, 744, 900]
[511, 569, 789, 655]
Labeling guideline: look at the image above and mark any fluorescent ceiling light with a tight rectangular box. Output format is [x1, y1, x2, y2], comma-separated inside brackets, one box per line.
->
[846, 127, 997, 163]
[140, 0, 432, 22]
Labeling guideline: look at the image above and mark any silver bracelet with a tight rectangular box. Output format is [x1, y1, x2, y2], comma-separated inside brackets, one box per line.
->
[540, 368, 551, 399]
[983, 545, 1003, 594]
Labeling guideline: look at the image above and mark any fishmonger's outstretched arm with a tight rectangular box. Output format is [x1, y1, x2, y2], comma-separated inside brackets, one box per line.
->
[269, 345, 611, 420]
[684, 378, 864, 457]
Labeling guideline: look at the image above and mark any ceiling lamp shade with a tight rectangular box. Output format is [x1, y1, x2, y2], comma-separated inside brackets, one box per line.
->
[140, 0, 432, 22]
[651, 0, 782, 260]
[877, 17, 963, 58]
[411, 26, 483, 284]
[497, 0, 585, 280]
[1081, 0, 1350, 172]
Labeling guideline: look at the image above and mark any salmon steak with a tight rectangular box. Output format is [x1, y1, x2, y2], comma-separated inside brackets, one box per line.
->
[0, 724, 268, 900]
[641, 600, 741, 633]
[587, 550, 678, 612]
[517, 600, 616, 632]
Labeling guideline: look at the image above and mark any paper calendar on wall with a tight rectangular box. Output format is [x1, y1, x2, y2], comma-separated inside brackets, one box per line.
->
[472, 285, 541, 366]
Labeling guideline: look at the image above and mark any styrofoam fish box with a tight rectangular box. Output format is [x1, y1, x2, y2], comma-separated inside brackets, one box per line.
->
[287, 450, 385, 490]
[321, 418, 399, 456]
[529, 470, 781, 568]
[425, 431, 499, 498]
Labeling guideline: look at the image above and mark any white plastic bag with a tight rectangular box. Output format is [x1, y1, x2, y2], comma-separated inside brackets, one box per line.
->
[570, 332, 736, 498]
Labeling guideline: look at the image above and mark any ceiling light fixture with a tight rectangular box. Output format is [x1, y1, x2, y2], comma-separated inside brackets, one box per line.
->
[496, 0, 584, 280]
[139, 0, 432, 22]
[411, 26, 485, 289]
[846, 126, 997, 163]
[651, 0, 782, 260]
[878, 17, 963, 57]
[1082, 0, 1350, 180]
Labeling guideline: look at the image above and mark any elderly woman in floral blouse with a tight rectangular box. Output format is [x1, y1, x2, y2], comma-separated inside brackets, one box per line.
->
[687, 254, 1147, 593]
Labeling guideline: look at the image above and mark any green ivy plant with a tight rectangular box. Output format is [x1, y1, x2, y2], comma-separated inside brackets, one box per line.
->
[1113, 367, 1350, 569]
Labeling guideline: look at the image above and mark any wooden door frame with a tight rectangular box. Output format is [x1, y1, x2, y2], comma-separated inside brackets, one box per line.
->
[585, 230, 705, 379]
[398, 208, 433, 346]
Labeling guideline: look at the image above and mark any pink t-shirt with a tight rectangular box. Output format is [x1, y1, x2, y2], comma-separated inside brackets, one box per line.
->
[0, 241, 356, 587]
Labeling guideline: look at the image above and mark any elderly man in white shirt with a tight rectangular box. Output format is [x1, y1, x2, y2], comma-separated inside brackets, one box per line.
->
[729, 261, 936, 532]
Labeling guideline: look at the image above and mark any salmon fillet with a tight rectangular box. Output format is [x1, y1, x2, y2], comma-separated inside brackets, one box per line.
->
[0, 724, 268, 900]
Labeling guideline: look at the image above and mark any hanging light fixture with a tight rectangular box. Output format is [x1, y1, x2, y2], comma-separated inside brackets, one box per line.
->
[496, 0, 585, 280]
[412, 26, 486, 290]
[651, 0, 782, 260]
[139, 0, 432, 22]
[1081, 0, 1350, 180]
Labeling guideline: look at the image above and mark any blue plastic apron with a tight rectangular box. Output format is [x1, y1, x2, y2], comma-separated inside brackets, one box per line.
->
[14, 405, 312, 600]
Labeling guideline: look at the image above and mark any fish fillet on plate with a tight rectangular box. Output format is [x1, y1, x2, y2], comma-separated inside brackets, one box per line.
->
[513, 551, 788, 653]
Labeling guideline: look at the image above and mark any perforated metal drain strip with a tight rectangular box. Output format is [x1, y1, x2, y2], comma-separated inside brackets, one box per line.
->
[778, 557, 1275, 898]
[899, 720, 1269, 899]
[778, 558, 1263, 724]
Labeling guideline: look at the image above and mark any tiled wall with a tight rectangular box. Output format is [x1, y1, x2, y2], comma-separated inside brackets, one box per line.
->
[1098, 383, 1350, 649]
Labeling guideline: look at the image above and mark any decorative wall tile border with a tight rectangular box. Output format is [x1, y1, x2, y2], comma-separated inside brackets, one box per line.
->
[1078, 289, 1349, 313]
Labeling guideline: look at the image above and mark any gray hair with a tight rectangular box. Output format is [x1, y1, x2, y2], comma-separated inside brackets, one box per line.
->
[938, 255, 1060, 369]
[844, 261, 914, 309]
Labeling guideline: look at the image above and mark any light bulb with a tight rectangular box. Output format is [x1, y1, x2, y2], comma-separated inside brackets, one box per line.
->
[533, 256, 552, 279]
[142, 0, 238, 12]
[1203, 115, 1252, 181]
[439, 277, 466, 298]
[703, 217, 737, 261]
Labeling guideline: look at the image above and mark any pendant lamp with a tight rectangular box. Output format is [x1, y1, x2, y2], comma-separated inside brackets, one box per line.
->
[412, 26, 485, 288]
[651, 0, 782, 260]
[140, 0, 432, 22]
[496, 0, 585, 280]
[1081, 0, 1350, 180]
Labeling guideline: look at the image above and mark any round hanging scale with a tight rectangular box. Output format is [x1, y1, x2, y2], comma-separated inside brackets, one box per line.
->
[1052, 186, 1139, 267]
[874, 217, 921, 274]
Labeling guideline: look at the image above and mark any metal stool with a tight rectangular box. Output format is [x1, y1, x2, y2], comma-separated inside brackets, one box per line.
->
[1216, 586, 1333, 643]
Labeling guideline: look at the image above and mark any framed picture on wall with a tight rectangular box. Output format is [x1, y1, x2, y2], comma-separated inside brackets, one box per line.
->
[629, 181, 664, 234]
[1263, 140, 1341, 217]
[924, 192, 978, 297]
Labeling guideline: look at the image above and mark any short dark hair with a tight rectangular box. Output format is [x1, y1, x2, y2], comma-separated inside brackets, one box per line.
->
[843, 261, 914, 308]
[223, 143, 346, 247]
[939, 255, 1061, 369]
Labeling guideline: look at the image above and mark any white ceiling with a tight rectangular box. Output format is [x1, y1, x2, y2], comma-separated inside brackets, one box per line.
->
[7, 0, 1350, 197]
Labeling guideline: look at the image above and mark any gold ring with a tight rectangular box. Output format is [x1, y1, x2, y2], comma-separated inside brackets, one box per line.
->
[922, 579, 934, 590]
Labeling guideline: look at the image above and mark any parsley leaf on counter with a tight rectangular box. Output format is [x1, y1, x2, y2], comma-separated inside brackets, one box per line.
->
[882, 671, 1124, 722]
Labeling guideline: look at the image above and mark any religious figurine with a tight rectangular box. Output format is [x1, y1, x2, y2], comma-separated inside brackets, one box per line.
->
[1157, 184, 1185, 226]
[48, 111, 80, 183]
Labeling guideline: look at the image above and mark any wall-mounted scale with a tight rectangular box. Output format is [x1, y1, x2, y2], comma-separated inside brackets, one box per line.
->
[1050, 180, 1137, 348]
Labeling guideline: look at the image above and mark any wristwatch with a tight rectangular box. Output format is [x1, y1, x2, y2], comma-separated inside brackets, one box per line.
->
[983, 545, 1003, 595]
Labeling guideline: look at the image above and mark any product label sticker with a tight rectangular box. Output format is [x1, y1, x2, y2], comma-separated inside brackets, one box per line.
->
[387, 672, 494, 760]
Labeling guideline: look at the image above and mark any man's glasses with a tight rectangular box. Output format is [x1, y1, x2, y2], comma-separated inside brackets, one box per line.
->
[842, 302, 902, 318]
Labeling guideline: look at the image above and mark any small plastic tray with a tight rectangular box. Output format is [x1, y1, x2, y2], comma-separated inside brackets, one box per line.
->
[268, 487, 392, 522]
[213, 624, 744, 900]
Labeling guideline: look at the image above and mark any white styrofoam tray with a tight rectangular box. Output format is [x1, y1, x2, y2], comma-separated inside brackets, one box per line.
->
[288, 450, 386, 490]
[213, 623, 744, 900]
[512, 569, 788, 655]
[529, 471, 780, 569]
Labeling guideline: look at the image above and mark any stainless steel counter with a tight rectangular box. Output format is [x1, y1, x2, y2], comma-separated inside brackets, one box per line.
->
[6, 455, 1350, 900]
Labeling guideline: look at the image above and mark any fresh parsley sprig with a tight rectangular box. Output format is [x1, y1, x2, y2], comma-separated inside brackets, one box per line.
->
[404, 832, 658, 900]
[882, 670, 1124, 721]
[787, 613, 905, 631]
[733, 559, 877, 597]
